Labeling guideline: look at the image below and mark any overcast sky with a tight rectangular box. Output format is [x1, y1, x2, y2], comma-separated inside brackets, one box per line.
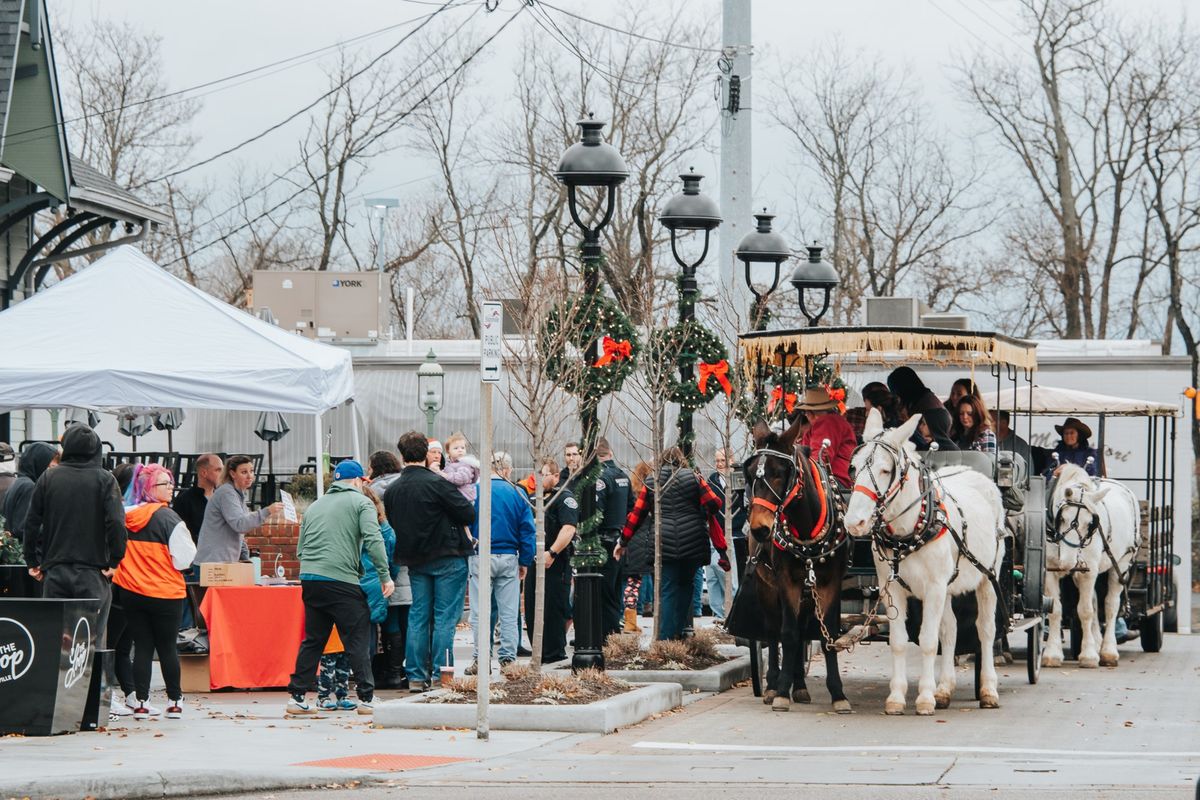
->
[50, 0, 1194, 252]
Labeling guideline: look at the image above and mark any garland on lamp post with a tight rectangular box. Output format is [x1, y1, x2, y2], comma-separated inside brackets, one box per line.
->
[647, 318, 729, 452]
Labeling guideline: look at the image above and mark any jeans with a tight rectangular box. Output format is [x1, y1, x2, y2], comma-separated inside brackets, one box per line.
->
[659, 562, 701, 640]
[288, 580, 374, 700]
[113, 586, 184, 700]
[704, 548, 727, 620]
[638, 574, 654, 614]
[43, 564, 111, 648]
[406, 556, 468, 685]
[468, 553, 520, 662]
[692, 567, 704, 616]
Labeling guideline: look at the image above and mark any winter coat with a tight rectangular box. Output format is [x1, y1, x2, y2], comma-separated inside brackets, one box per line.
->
[621, 504, 654, 577]
[597, 459, 634, 538]
[801, 413, 857, 488]
[359, 520, 396, 623]
[296, 482, 389, 587]
[22, 427, 126, 571]
[622, 467, 721, 569]
[708, 471, 747, 542]
[1043, 441, 1100, 479]
[441, 455, 480, 503]
[2, 441, 56, 542]
[383, 465, 476, 567]
[113, 503, 196, 600]
[887, 367, 959, 452]
[468, 477, 537, 566]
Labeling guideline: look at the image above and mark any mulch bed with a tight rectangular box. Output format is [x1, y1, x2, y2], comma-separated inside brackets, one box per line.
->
[421, 667, 631, 706]
[602, 630, 731, 671]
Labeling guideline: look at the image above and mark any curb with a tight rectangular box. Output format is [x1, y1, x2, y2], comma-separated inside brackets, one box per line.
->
[375, 682, 682, 733]
[0, 768, 384, 800]
[604, 654, 751, 693]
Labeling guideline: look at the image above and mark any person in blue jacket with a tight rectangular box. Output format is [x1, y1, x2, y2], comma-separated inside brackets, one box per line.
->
[1043, 417, 1101, 479]
[465, 451, 535, 674]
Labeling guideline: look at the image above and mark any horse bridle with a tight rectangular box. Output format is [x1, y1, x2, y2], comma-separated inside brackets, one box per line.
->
[1048, 498, 1101, 549]
[851, 437, 926, 535]
[745, 445, 842, 568]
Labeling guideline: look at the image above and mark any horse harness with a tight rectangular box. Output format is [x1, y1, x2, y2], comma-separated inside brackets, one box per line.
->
[1047, 483, 1140, 609]
[853, 437, 1003, 599]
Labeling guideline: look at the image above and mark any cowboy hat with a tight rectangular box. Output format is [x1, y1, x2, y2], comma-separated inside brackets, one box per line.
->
[796, 387, 837, 412]
[1054, 417, 1092, 439]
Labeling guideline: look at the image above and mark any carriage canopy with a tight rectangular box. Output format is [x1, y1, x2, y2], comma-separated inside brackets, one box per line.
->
[982, 384, 1180, 418]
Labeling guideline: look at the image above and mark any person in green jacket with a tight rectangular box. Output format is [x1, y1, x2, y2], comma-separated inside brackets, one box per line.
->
[286, 460, 394, 716]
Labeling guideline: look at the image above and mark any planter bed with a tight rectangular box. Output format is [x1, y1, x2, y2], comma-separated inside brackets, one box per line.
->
[600, 653, 751, 693]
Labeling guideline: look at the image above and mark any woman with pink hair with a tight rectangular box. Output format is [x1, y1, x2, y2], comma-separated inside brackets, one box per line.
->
[112, 464, 197, 719]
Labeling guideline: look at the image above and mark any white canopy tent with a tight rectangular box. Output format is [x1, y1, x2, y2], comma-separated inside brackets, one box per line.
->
[0, 246, 360, 495]
[982, 384, 1180, 417]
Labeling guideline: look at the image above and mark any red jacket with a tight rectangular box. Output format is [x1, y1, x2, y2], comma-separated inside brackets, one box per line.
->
[802, 413, 856, 488]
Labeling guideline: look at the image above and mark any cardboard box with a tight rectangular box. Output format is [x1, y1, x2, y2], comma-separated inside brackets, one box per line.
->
[179, 655, 211, 693]
[199, 562, 256, 587]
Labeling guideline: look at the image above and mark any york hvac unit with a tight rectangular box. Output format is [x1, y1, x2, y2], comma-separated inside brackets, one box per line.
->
[251, 270, 384, 340]
[863, 296, 921, 327]
[921, 312, 971, 330]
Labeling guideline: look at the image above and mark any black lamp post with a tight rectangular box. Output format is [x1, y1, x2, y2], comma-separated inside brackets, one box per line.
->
[790, 242, 839, 327]
[658, 168, 721, 458]
[736, 210, 792, 332]
[555, 114, 628, 671]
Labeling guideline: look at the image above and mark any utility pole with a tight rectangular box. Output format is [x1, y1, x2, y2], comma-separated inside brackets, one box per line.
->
[717, 0, 752, 338]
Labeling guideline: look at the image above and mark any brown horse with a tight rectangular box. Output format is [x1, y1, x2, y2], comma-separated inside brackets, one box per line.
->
[744, 418, 851, 713]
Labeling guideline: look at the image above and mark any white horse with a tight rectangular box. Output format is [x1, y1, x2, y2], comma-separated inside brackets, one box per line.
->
[844, 410, 1006, 715]
[1043, 463, 1141, 669]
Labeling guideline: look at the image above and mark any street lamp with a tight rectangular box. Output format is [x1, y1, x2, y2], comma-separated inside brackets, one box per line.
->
[416, 349, 444, 438]
[790, 242, 839, 327]
[658, 168, 721, 457]
[736, 209, 792, 332]
[365, 198, 399, 271]
[555, 113, 628, 672]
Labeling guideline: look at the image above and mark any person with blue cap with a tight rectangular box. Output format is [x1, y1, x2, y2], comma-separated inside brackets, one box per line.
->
[286, 459, 394, 716]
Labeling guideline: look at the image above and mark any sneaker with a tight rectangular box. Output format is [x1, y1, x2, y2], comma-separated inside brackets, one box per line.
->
[408, 682, 430, 694]
[463, 661, 479, 676]
[356, 697, 374, 715]
[165, 697, 183, 719]
[336, 698, 359, 711]
[499, 657, 515, 669]
[110, 694, 133, 717]
[286, 694, 316, 715]
[132, 698, 161, 720]
[317, 697, 338, 711]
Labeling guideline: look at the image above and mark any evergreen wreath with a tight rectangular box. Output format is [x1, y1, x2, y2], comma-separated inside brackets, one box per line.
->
[736, 364, 805, 424]
[647, 319, 730, 412]
[542, 293, 639, 397]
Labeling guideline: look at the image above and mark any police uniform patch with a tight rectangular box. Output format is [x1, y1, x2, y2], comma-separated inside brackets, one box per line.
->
[564, 496, 579, 509]
[596, 478, 606, 491]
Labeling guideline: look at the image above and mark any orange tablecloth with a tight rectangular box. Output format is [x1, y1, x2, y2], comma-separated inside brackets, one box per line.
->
[199, 586, 306, 690]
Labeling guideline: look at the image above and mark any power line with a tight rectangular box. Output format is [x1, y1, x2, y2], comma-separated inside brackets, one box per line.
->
[168, 3, 527, 266]
[952, 0, 1024, 48]
[534, 0, 721, 54]
[3, 2, 471, 146]
[927, 0, 1008, 60]
[143, 0, 468, 188]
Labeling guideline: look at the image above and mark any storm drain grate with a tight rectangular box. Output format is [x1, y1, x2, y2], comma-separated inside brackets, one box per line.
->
[295, 753, 473, 772]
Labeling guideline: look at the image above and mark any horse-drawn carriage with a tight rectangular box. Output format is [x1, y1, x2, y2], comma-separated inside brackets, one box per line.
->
[728, 325, 1049, 712]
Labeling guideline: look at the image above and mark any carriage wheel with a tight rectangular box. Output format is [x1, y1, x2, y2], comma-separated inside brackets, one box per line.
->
[1026, 621, 1043, 684]
[1140, 611, 1164, 653]
[749, 639, 763, 697]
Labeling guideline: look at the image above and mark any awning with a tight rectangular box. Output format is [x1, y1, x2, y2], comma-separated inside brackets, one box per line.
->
[982, 384, 1180, 418]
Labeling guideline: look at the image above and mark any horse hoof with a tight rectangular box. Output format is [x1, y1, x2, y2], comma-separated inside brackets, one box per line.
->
[915, 699, 935, 716]
[1041, 654, 1063, 668]
[884, 700, 905, 716]
[771, 697, 791, 712]
[832, 699, 852, 715]
[1078, 655, 1100, 669]
[979, 690, 1000, 709]
[793, 688, 811, 704]
[1099, 653, 1119, 667]
[762, 690, 777, 705]
[934, 692, 951, 710]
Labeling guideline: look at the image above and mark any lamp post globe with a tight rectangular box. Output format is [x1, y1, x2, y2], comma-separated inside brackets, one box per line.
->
[790, 242, 839, 327]
[736, 209, 791, 331]
[416, 349, 444, 438]
[555, 113, 629, 274]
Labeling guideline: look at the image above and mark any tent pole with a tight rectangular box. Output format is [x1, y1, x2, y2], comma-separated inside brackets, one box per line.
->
[314, 412, 324, 498]
[349, 401, 362, 463]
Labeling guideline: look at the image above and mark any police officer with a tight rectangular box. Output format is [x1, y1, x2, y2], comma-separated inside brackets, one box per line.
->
[595, 437, 633, 637]
[524, 459, 577, 662]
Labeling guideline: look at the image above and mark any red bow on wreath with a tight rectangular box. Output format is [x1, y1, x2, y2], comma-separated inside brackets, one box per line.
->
[696, 360, 732, 396]
[593, 336, 632, 367]
[767, 385, 796, 414]
[826, 385, 847, 414]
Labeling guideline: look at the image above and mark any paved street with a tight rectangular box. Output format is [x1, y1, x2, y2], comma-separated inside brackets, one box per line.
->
[2, 626, 1196, 800]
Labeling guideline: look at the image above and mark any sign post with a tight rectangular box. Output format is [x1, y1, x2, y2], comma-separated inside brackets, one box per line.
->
[477, 301, 503, 741]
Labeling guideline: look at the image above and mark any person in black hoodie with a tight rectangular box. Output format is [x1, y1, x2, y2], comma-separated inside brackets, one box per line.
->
[886, 367, 959, 452]
[382, 431, 475, 692]
[2, 441, 57, 542]
[23, 426, 127, 645]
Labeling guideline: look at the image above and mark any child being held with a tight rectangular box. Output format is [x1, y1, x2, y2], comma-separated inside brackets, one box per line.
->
[440, 432, 480, 503]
